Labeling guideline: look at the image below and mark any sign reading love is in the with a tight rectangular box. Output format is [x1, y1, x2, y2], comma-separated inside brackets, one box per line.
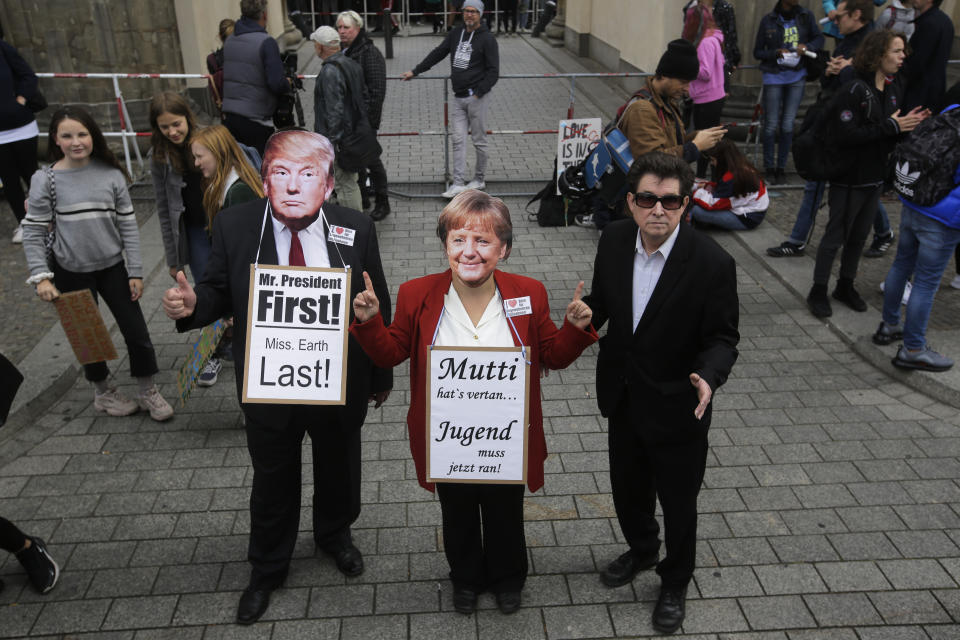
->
[556, 117, 601, 194]
[426, 346, 530, 484]
[242, 264, 351, 404]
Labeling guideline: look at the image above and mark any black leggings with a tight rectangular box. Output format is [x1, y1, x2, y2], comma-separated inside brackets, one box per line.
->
[0, 516, 26, 553]
[0, 135, 38, 223]
[53, 260, 159, 382]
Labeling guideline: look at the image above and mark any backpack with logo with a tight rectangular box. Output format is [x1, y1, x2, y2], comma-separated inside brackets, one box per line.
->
[889, 106, 960, 207]
[791, 87, 850, 182]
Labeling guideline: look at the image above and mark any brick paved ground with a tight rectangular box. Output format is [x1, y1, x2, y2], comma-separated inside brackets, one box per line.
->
[1, 30, 960, 639]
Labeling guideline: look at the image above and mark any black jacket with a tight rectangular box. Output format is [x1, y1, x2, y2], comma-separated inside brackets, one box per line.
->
[902, 7, 955, 112]
[344, 30, 386, 129]
[0, 39, 39, 132]
[582, 220, 739, 442]
[176, 199, 392, 429]
[831, 73, 903, 187]
[753, 4, 824, 74]
[314, 52, 369, 146]
[412, 23, 499, 97]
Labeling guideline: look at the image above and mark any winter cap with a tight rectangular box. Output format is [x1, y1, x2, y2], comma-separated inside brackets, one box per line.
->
[310, 25, 340, 46]
[462, 0, 484, 13]
[656, 39, 700, 81]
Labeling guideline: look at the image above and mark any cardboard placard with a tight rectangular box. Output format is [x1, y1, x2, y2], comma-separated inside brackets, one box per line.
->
[426, 346, 530, 484]
[556, 118, 602, 194]
[54, 289, 118, 365]
[176, 318, 229, 407]
[242, 264, 350, 405]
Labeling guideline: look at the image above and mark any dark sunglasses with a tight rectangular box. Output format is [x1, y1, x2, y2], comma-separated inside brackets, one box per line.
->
[630, 192, 685, 210]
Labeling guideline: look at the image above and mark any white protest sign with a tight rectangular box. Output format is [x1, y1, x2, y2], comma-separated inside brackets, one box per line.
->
[556, 118, 602, 194]
[242, 264, 350, 404]
[426, 347, 530, 484]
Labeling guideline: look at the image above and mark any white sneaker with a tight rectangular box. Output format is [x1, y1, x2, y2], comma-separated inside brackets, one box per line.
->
[951, 275, 960, 290]
[197, 358, 222, 387]
[465, 179, 486, 191]
[138, 386, 174, 421]
[880, 280, 912, 306]
[94, 387, 139, 416]
[442, 183, 468, 198]
[11, 224, 23, 244]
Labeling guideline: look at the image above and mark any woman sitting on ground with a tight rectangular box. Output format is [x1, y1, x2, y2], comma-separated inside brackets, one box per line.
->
[689, 139, 768, 230]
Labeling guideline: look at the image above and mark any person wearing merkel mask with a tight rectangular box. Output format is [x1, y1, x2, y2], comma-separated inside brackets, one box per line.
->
[350, 190, 597, 616]
[582, 152, 740, 634]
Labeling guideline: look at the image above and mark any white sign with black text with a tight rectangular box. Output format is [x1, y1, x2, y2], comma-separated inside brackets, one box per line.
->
[427, 346, 530, 484]
[556, 118, 602, 194]
[242, 264, 351, 404]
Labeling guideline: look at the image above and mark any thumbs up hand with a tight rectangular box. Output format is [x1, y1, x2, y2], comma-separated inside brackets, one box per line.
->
[352, 270, 380, 323]
[565, 281, 592, 330]
[161, 270, 197, 319]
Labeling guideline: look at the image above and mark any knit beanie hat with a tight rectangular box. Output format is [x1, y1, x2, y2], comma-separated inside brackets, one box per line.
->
[462, 0, 484, 12]
[656, 39, 700, 81]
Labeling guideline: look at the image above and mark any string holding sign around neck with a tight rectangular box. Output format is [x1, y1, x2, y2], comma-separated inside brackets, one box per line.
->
[320, 208, 350, 269]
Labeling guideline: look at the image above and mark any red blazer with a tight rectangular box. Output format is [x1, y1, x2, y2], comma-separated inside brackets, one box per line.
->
[350, 269, 598, 492]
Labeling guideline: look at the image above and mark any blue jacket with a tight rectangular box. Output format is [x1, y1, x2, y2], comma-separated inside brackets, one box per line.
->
[753, 4, 825, 74]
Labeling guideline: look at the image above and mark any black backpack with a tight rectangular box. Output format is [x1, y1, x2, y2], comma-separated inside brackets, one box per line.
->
[791, 88, 849, 182]
[889, 106, 960, 207]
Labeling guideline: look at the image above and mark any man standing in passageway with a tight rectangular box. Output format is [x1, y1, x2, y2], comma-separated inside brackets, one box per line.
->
[401, 0, 499, 198]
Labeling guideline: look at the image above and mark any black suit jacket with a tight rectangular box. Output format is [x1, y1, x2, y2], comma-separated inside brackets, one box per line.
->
[582, 219, 739, 441]
[176, 198, 392, 428]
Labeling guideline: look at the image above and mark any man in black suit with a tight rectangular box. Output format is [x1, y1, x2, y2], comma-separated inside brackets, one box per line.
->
[582, 152, 739, 634]
[161, 130, 392, 624]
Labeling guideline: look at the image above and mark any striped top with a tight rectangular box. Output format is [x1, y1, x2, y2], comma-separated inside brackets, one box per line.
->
[23, 160, 142, 278]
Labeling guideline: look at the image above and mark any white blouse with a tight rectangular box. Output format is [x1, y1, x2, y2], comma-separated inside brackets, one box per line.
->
[434, 283, 515, 348]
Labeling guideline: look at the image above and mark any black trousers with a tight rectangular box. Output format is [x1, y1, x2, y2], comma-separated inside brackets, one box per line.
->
[244, 405, 362, 589]
[0, 516, 26, 553]
[813, 184, 881, 286]
[436, 482, 527, 593]
[608, 400, 708, 589]
[224, 112, 274, 157]
[53, 261, 159, 382]
[0, 136, 38, 223]
[357, 150, 388, 199]
[499, 0, 518, 31]
[692, 98, 725, 178]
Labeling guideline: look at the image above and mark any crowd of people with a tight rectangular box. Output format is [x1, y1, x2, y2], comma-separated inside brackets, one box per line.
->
[1, 0, 959, 635]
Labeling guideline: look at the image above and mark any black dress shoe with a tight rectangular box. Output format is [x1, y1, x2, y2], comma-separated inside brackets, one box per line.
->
[495, 590, 521, 614]
[370, 198, 391, 222]
[236, 587, 272, 625]
[600, 550, 658, 587]
[453, 586, 478, 614]
[323, 540, 364, 577]
[652, 585, 687, 634]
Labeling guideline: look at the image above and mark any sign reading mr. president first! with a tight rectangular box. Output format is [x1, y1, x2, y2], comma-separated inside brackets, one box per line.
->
[242, 265, 350, 404]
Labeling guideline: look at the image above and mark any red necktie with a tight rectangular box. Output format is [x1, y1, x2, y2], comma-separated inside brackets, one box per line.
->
[289, 230, 305, 267]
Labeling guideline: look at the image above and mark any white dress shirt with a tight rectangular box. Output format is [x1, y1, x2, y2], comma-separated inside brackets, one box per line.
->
[632, 224, 680, 331]
[435, 283, 515, 348]
[270, 210, 331, 268]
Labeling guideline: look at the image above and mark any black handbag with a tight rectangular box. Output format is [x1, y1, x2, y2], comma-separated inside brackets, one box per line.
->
[25, 89, 47, 113]
[326, 59, 382, 172]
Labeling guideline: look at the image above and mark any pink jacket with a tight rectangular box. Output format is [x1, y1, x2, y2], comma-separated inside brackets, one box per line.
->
[689, 30, 726, 105]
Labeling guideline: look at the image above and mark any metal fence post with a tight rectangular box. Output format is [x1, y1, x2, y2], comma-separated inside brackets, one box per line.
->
[111, 75, 133, 178]
[443, 76, 451, 187]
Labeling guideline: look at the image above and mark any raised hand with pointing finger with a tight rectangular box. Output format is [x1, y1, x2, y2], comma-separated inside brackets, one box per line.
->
[161, 270, 197, 320]
[565, 281, 593, 330]
[352, 271, 380, 323]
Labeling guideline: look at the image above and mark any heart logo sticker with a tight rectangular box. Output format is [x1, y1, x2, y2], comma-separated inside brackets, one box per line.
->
[336, 226, 344, 234]
[509, 300, 517, 307]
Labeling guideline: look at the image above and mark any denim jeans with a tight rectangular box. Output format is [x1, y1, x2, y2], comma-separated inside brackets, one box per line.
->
[185, 223, 211, 284]
[881, 206, 960, 350]
[873, 200, 891, 239]
[762, 79, 805, 170]
[450, 93, 490, 186]
[788, 180, 826, 245]
[690, 205, 751, 230]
